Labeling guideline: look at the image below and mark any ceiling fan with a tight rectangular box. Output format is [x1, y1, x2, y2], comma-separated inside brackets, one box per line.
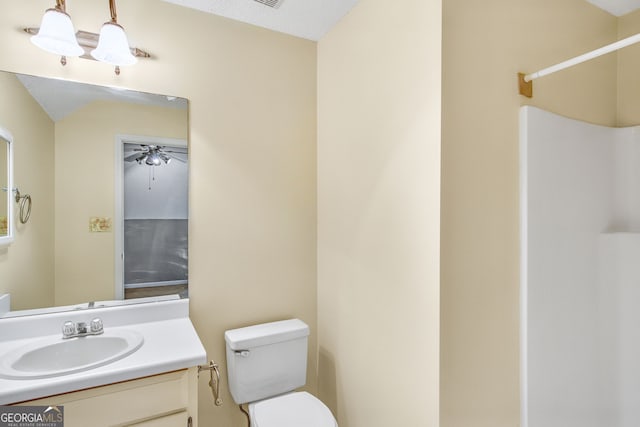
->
[124, 144, 187, 166]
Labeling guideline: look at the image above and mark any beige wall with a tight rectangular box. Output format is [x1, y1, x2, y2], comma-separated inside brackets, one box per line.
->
[0, 71, 54, 311]
[54, 101, 187, 306]
[317, 0, 441, 426]
[441, 1, 618, 426]
[0, 1, 317, 426]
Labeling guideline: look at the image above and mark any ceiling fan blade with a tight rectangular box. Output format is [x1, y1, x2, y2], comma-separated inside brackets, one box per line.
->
[124, 153, 142, 162]
[166, 153, 187, 163]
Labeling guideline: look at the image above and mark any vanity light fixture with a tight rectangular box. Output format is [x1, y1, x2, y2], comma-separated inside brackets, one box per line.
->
[27, 0, 149, 75]
[30, 0, 83, 60]
[90, 0, 137, 68]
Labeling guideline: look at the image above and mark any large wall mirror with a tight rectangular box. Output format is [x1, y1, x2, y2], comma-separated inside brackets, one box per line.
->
[0, 70, 188, 317]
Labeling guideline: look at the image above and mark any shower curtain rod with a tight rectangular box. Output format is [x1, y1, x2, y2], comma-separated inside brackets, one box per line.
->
[518, 32, 640, 98]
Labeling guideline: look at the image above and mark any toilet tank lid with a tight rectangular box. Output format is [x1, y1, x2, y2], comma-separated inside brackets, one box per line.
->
[225, 319, 310, 350]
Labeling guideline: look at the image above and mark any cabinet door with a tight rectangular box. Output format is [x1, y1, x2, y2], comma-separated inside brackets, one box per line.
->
[17, 369, 198, 427]
[125, 411, 189, 427]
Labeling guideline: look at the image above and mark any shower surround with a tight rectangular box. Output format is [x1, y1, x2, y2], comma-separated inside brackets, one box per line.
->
[520, 106, 640, 427]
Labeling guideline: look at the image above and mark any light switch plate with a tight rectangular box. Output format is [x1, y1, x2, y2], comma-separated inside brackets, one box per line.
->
[89, 217, 112, 232]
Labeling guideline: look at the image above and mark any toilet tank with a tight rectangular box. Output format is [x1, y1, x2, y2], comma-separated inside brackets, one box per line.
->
[225, 319, 310, 404]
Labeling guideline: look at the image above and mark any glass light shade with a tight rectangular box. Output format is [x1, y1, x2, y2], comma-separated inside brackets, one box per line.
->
[91, 22, 137, 66]
[146, 153, 161, 166]
[31, 9, 83, 57]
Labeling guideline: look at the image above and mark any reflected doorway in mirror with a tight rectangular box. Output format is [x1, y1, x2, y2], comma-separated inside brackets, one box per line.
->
[115, 135, 188, 301]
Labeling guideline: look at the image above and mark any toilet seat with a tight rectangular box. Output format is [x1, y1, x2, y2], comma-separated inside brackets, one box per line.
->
[249, 391, 337, 427]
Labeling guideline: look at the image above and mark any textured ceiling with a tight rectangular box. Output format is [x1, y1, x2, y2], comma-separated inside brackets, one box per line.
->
[162, 0, 359, 41]
[585, 0, 640, 16]
[162, 1, 640, 41]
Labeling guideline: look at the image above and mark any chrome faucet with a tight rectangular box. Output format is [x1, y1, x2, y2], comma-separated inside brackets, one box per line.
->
[62, 318, 104, 339]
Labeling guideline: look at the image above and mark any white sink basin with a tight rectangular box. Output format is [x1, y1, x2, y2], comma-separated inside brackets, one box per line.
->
[0, 330, 144, 379]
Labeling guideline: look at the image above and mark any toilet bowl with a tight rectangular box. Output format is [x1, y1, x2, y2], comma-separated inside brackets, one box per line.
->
[225, 319, 338, 427]
[249, 391, 336, 427]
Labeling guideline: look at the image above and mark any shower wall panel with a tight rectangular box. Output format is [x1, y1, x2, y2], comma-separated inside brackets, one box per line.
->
[521, 106, 640, 427]
[612, 129, 640, 231]
[598, 233, 640, 427]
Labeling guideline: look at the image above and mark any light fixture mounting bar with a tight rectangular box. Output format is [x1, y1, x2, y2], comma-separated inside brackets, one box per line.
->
[23, 27, 151, 61]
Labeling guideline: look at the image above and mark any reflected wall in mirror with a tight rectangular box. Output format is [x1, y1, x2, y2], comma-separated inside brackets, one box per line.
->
[0, 70, 188, 316]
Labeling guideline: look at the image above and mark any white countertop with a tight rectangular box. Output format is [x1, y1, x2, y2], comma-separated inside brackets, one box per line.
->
[0, 299, 207, 404]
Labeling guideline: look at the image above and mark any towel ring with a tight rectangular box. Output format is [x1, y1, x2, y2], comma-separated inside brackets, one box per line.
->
[13, 188, 31, 224]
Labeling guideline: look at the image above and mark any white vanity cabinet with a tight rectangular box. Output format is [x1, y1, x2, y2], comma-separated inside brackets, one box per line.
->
[14, 368, 199, 427]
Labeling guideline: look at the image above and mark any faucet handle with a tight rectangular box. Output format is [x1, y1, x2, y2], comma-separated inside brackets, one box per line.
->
[62, 321, 76, 338]
[90, 318, 103, 334]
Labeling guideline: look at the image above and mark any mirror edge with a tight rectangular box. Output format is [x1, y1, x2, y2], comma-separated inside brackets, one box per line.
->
[0, 125, 13, 247]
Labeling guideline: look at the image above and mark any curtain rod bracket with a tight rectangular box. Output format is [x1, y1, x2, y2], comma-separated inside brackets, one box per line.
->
[518, 73, 533, 98]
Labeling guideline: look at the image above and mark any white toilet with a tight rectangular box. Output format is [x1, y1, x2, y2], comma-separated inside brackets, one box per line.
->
[225, 319, 338, 427]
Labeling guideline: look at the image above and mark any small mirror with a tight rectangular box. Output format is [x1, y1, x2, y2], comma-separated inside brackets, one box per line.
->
[0, 127, 13, 245]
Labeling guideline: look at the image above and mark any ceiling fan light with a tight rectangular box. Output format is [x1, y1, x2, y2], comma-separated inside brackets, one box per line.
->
[31, 8, 83, 57]
[91, 22, 137, 66]
[145, 152, 161, 166]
